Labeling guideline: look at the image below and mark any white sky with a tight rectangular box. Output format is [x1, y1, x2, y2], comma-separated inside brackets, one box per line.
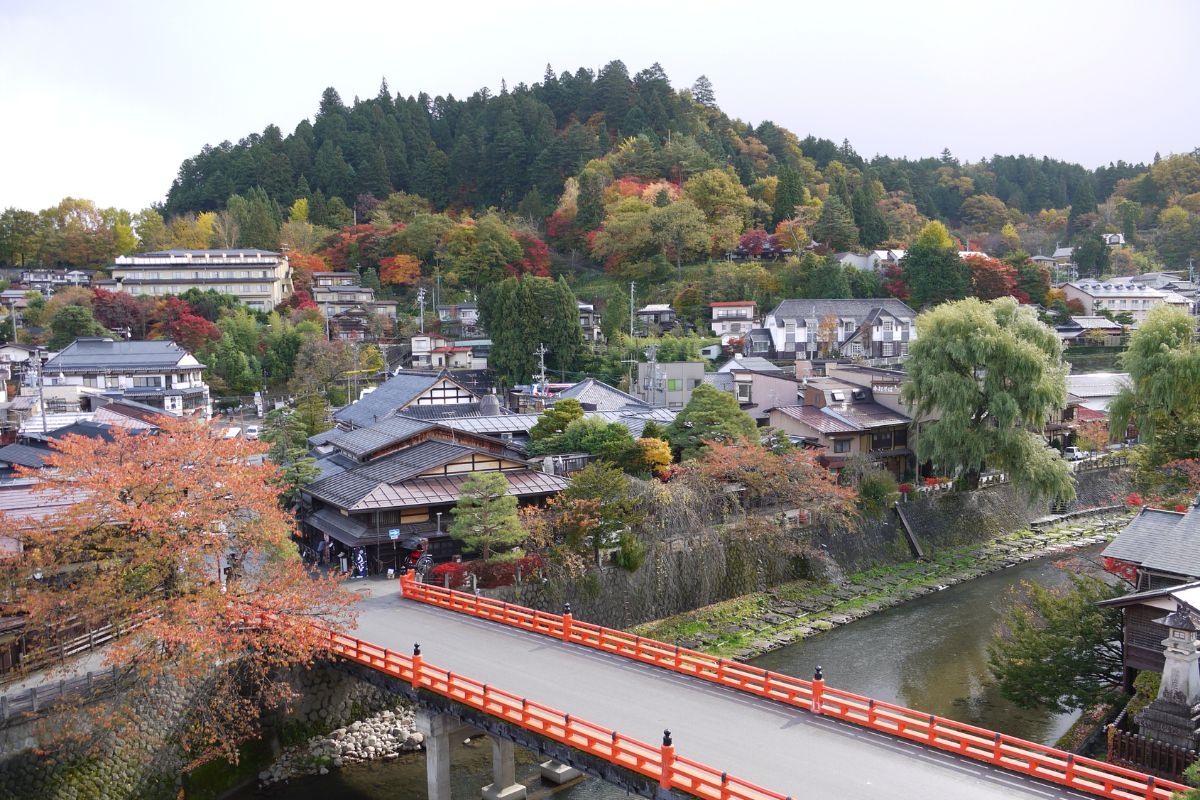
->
[2, 0, 1198, 212]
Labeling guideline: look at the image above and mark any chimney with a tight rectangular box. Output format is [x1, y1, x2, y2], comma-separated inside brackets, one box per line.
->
[794, 360, 811, 379]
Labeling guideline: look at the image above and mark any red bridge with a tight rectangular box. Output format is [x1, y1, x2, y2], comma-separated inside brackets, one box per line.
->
[324, 573, 1186, 800]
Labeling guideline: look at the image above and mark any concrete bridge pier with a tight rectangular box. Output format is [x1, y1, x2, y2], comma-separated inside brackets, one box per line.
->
[538, 760, 582, 785]
[416, 708, 529, 800]
[482, 737, 527, 800]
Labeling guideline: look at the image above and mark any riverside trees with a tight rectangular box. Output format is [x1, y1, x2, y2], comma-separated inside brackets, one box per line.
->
[902, 297, 1074, 500]
[0, 416, 357, 765]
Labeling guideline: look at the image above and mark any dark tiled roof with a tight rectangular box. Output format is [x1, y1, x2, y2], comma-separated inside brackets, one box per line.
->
[557, 378, 649, 412]
[0, 443, 52, 468]
[45, 339, 196, 371]
[323, 417, 434, 459]
[46, 421, 118, 442]
[306, 440, 472, 509]
[398, 402, 495, 420]
[769, 298, 916, 324]
[333, 371, 446, 427]
[1102, 507, 1200, 579]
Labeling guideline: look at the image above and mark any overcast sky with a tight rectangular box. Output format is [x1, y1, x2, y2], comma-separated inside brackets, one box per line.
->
[2, 0, 1198, 212]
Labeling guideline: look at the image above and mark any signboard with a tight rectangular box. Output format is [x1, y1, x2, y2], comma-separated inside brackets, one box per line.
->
[388, 529, 400, 540]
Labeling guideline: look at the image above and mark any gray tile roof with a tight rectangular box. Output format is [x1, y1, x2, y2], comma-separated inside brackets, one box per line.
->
[704, 373, 735, 393]
[769, 298, 916, 324]
[557, 378, 649, 412]
[0, 443, 51, 468]
[399, 402, 498, 420]
[45, 338, 197, 371]
[1102, 506, 1200, 579]
[333, 371, 447, 427]
[322, 417, 434, 459]
[306, 440, 472, 508]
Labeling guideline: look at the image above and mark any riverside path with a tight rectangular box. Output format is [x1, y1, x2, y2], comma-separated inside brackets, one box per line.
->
[341, 578, 1179, 800]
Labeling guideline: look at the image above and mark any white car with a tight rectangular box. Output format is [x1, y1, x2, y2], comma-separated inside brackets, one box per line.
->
[244, 425, 260, 440]
[1063, 446, 1090, 461]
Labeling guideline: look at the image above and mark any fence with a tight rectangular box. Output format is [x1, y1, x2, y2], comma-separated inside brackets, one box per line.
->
[1, 610, 149, 684]
[1073, 454, 1130, 473]
[395, 573, 1188, 800]
[0, 666, 121, 723]
[1107, 707, 1199, 781]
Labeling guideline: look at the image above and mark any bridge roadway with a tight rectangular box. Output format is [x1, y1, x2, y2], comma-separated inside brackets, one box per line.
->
[354, 583, 1087, 800]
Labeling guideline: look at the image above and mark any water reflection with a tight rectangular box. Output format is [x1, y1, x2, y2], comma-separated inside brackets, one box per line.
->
[751, 549, 1097, 743]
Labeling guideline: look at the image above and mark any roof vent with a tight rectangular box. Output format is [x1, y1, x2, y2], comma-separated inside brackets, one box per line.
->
[479, 394, 501, 416]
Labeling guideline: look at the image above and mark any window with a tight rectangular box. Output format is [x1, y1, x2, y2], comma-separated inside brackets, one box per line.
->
[882, 319, 893, 334]
[893, 428, 908, 447]
[667, 378, 681, 392]
[105, 376, 119, 389]
[833, 439, 851, 454]
[871, 431, 892, 451]
[82, 375, 99, 388]
[882, 342, 894, 357]
[830, 390, 845, 402]
[133, 376, 163, 388]
[754, 339, 768, 353]
[736, 383, 752, 402]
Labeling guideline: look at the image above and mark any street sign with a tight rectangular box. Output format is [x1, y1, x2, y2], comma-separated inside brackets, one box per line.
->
[388, 529, 400, 540]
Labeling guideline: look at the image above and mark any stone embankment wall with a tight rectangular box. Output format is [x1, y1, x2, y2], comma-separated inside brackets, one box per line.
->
[0, 662, 394, 800]
[497, 468, 1132, 629]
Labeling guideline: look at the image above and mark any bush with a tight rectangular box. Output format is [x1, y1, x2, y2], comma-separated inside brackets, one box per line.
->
[857, 468, 898, 516]
[429, 562, 469, 588]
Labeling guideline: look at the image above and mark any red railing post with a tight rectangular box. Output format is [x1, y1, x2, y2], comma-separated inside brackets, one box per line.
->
[562, 603, 573, 642]
[398, 569, 414, 598]
[659, 729, 674, 790]
[811, 666, 824, 714]
[411, 643, 422, 689]
[1144, 776, 1157, 800]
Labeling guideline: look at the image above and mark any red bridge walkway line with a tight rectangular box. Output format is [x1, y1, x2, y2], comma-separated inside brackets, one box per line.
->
[392, 572, 1185, 800]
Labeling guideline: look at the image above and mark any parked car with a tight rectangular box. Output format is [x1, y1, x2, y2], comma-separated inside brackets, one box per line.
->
[244, 425, 260, 440]
[1063, 446, 1090, 460]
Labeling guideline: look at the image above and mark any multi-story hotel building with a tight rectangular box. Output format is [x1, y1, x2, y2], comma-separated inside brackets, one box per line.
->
[101, 249, 293, 311]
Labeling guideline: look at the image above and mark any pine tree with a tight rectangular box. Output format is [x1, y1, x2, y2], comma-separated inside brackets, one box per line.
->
[812, 196, 859, 251]
[772, 168, 805, 227]
[691, 75, 716, 107]
[448, 472, 525, 562]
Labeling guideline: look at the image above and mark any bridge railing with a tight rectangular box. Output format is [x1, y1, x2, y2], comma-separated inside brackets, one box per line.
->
[323, 627, 788, 800]
[398, 573, 1187, 800]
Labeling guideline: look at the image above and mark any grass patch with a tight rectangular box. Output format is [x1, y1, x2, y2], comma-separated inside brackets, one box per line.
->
[629, 513, 1131, 659]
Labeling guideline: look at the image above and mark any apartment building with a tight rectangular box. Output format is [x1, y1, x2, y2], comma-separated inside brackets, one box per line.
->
[1061, 281, 1190, 326]
[709, 301, 759, 342]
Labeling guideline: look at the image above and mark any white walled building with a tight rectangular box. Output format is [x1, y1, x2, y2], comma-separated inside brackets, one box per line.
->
[35, 338, 210, 418]
[709, 301, 759, 343]
[102, 249, 293, 311]
[1061, 281, 1190, 326]
[753, 299, 917, 362]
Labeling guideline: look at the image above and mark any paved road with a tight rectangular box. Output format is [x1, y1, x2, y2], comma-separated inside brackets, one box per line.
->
[353, 583, 1089, 800]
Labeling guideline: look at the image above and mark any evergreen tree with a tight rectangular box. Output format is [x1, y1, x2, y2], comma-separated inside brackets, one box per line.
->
[1066, 178, 1097, 236]
[902, 221, 970, 308]
[772, 168, 805, 228]
[691, 75, 716, 107]
[261, 407, 322, 505]
[851, 179, 888, 248]
[812, 196, 859, 251]
[666, 384, 757, 461]
[448, 472, 525, 562]
[48, 305, 110, 350]
[575, 170, 606, 231]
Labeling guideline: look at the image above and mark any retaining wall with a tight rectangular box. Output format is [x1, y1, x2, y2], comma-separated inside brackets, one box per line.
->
[497, 467, 1133, 629]
[0, 662, 394, 800]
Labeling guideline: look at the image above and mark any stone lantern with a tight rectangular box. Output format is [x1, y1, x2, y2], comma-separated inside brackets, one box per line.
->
[1135, 602, 1200, 749]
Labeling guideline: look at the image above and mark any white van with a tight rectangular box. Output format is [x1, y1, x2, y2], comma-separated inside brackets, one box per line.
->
[222, 427, 241, 440]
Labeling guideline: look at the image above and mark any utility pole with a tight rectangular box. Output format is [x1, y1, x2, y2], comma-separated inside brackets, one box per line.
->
[624, 282, 637, 394]
[35, 351, 47, 435]
[416, 287, 426, 334]
[533, 343, 549, 397]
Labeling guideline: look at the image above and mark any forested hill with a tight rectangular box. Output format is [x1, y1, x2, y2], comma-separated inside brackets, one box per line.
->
[162, 60, 1145, 227]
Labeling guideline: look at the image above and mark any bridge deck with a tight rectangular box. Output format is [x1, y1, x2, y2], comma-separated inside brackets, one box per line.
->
[354, 584, 1087, 800]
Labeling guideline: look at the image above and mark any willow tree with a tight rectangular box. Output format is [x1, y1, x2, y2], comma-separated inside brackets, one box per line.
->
[1109, 305, 1200, 470]
[901, 297, 1074, 500]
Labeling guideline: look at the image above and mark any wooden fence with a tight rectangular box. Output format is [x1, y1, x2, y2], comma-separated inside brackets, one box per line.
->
[0, 665, 121, 723]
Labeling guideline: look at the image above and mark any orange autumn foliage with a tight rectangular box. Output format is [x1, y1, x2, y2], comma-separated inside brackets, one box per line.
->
[379, 253, 421, 286]
[1, 417, 358, 765]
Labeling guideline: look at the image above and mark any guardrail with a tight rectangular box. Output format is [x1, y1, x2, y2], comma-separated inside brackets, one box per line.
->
[0, 666, 121, 722]
[396, 573, 1188, 800]
[325, 630, 789, 800]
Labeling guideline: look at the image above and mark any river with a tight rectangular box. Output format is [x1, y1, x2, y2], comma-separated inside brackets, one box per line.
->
[230, 548, 1092, 800]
